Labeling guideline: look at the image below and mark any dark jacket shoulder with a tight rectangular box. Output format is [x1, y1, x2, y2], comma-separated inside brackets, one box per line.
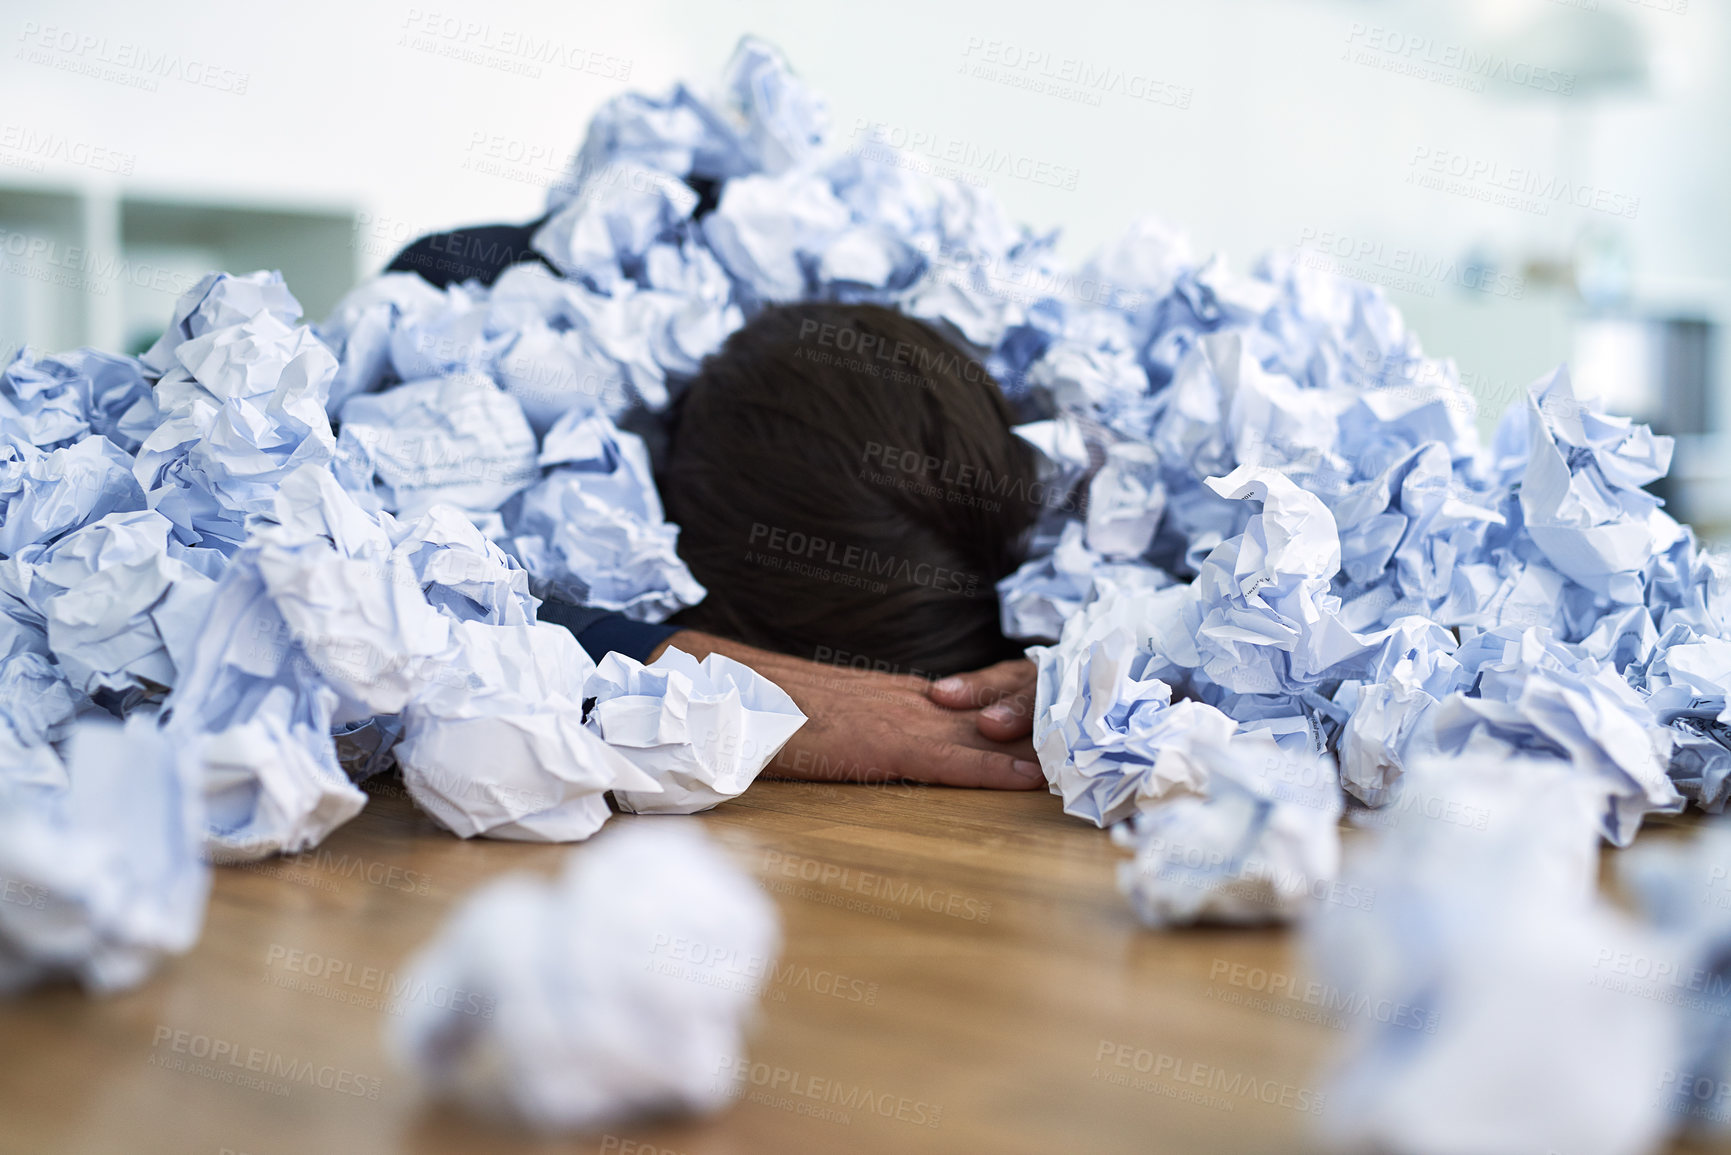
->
[385, 215, 555, 288]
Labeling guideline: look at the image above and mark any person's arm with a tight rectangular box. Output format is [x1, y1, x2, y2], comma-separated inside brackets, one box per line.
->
[649, 631, 1044, 790]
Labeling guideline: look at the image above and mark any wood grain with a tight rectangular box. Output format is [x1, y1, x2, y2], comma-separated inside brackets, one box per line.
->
[1, 776, 1725, 1155]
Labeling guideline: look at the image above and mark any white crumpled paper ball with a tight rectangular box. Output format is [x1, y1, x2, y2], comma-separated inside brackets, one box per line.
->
[386, 822, 780, 1131]
[0, 714, 210, 994]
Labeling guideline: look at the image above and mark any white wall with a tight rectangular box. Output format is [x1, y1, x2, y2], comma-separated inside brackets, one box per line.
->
[2, 0, 1726, 414]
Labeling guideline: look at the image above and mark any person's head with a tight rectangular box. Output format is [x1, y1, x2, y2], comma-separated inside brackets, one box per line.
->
[662, 302, 1040, 678]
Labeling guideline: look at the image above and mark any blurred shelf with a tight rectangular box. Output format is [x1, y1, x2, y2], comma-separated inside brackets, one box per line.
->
[0, 182, 359, 359]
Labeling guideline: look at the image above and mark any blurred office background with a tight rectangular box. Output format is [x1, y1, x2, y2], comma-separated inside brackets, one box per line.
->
[1, 0, 1726, 534]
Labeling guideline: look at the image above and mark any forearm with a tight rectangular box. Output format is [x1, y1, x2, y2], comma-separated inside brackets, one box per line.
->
[648, 629, 743, 664]
[646, 630, 1042, 789]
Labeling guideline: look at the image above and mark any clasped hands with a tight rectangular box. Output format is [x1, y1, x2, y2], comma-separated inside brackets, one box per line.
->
[651, 631, 1043, 790]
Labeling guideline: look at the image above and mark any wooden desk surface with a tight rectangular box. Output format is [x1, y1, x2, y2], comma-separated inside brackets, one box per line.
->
[2, 777, 1727, 1155]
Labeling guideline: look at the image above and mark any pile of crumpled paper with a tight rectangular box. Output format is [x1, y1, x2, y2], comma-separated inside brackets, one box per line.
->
[6, 34, 1731, 1149]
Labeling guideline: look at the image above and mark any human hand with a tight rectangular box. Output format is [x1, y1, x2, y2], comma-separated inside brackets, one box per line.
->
[927, 658, 1037, 744]
[649, 632, 1044, 789]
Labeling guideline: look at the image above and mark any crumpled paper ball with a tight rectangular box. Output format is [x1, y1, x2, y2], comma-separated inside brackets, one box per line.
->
[1112, 731, 1343, 927]
[0, 714, 209, 993]
[386, 822, 779, 1131]
[1304, 747, 1677, 1155]
[1030, 578, 1233, 827]
[396, 619, 659, 842]
[590, 647, 807, 814]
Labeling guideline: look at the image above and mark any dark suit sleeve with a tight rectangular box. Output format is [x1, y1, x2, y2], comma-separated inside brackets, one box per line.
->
[538, 597, 683, 663]
[387, 173, 722, 290]
[385, 216, 557, 288]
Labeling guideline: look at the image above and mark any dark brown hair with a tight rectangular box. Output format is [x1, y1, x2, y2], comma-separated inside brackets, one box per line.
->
[662, 303, 1039, 677]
